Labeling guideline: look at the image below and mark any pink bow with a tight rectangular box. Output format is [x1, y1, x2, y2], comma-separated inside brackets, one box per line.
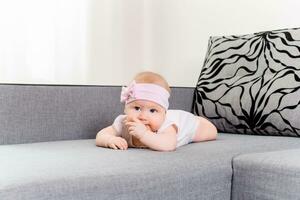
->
[120, 81, 136, 103]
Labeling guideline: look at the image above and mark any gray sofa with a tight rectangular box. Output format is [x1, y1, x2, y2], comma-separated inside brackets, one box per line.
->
[1, 84, 300, 200]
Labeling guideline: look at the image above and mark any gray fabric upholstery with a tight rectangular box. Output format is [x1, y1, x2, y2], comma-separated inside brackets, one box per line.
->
[2, 84, 300, 199]
[232, 149, 300, 200]
[0, 84, 193, 145]
[1, 133, 300, 200]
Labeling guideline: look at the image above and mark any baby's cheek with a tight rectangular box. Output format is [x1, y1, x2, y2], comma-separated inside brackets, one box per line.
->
[125, 114, 137, 121]
[151, 123, 162, 133]
[152, 117, 165, 132]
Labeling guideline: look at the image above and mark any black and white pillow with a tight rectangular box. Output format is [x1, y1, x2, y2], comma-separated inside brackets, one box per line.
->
[193, 27, 300, 136]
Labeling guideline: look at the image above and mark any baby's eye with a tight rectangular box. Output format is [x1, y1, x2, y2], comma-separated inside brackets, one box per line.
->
[150, 109, 157, 113]
[134, 106, 141, 111]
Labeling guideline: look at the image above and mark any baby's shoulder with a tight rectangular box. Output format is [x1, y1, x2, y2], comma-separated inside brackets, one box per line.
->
[112, 114, 126, 132]
[114, 114, 126, 121]
[166, 109, 194, 118]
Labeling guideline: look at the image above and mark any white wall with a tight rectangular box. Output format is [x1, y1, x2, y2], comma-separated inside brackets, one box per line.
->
[141, 0, 300, 87]
[0, 0, 300, 86]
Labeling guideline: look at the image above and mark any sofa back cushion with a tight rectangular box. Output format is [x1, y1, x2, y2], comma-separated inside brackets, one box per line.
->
[0, 84, 194, 145]
[192, 27, 300, 136]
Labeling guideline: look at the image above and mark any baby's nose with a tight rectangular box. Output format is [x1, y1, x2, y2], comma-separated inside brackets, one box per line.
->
[138, 112, 147, 121]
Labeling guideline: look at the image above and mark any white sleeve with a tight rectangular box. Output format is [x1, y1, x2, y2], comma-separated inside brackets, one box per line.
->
[157, 110, 180, 134]
[157, 120, 179, 134]
[112, 115, 125, 136]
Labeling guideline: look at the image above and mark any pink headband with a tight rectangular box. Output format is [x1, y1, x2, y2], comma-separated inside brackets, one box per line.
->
[120, 81, 170, 110]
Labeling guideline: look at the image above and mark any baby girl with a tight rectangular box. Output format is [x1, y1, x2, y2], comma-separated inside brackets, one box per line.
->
[95, 71, 217, 151]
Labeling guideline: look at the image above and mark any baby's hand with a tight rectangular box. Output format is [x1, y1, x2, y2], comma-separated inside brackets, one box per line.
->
[125, 118, 149, 139]
[107, 136, 128, 150]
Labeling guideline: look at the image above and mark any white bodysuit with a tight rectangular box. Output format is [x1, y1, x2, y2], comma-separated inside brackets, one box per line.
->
[112, 110, 200, 148]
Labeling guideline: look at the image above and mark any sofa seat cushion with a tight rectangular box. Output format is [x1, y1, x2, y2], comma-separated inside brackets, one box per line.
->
[1, 134, 300, 200]
[232, 149, 300, 200]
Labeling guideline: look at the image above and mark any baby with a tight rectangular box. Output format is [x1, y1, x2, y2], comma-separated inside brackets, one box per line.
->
[95, 71, 217, 151]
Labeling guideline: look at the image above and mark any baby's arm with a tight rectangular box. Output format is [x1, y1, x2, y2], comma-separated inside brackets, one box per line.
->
[139, 125, 177, 152]
[192, 117, 217, 142]
[125, 118, 177, 151]
[95, 126, 128, 150]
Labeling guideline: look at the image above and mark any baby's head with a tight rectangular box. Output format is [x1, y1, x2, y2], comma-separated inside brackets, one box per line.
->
[121, 71, 171, 132]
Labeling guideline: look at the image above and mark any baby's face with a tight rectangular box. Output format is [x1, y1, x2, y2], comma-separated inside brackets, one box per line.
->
[124, 100, 166, 132]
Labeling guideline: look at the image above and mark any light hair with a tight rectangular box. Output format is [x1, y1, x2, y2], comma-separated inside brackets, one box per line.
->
[133, 71, 171, 94]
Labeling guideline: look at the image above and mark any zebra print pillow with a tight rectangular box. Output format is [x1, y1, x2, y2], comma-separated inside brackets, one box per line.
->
[193, 27, 300, 136]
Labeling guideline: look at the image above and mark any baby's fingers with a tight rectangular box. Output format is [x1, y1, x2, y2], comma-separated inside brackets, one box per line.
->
[116, 142, 127, 150]
[128, 126, 136, 134]
[128, 129, 137, 137]
[121, 138, 128, 149]
[115, 138, 128, 150]
[108, 143, 118, 150]
[125, 121, 137, 127]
